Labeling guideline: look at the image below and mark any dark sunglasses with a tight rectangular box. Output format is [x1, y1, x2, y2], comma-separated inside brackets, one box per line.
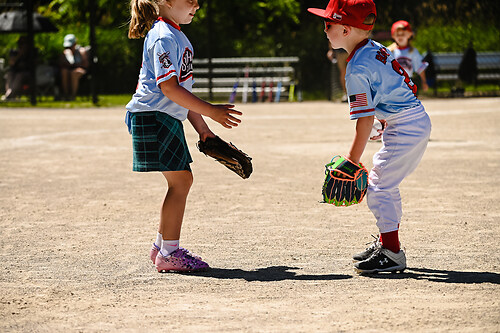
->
[324, 20, 335, 29]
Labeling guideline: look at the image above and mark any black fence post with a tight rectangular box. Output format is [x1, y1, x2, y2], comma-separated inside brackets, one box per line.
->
[25, 0, 37, 105]
[89, 0, 98, 105]
[207, 0, 213, 101]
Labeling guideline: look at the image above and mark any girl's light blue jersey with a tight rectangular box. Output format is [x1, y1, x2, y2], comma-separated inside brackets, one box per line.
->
[345, 39, 421, 120]
[391, 46, 428, 76]
[126, 18, 194, 121]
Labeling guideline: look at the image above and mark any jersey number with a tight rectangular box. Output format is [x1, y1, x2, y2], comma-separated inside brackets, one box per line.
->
[391, 59, 418, 96]
[376, 47, 417, 96]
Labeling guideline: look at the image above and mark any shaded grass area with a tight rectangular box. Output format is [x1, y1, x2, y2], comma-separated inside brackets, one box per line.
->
[0, 94, 131, 108]
[426, 82, 500, 98]
[0, 83, 499, 109]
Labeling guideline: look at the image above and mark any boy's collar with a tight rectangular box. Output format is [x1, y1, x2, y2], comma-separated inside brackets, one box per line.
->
[397, 45, 409, 50]
[157, 17, 181, 31]
[346, 39, 369, 62]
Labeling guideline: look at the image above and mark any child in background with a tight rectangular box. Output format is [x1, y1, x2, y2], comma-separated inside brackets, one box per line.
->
[388, 20, 429, 92]
[308, 0, 431, 273]
[126, 0, 242, 272]
[327, 41, 348, 102]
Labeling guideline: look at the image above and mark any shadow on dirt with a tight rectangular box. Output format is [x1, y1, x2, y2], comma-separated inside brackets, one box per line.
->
[359, 267, 500, 284]
[193, 265, 352, 282]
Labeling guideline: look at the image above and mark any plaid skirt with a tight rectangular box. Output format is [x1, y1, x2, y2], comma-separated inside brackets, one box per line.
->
[130, 111, 192, 172]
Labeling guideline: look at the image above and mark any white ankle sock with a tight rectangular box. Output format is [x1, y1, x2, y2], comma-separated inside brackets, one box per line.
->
[160, 240, 179, 256]
[154, 232, 162, 249]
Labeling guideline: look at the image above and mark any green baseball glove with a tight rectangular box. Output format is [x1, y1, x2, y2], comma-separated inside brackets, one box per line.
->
[322, 155, 369, 207]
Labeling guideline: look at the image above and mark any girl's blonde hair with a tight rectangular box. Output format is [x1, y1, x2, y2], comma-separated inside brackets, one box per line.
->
[388, 27, 414, 53]
[128, 0, 161, 39]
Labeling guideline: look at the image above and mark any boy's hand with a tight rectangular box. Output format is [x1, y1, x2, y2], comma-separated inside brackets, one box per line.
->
[209, 104, 242, 129]
[322, 155, 369, 207]
[369, 119, 386, 141]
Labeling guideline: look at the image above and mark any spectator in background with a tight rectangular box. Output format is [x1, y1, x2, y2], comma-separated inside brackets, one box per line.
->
[2, 36, 32, 101]
[454, 42, 477, 96]
[422, 50, 436, 89]
[327, 42, 348, 102]
[388, 20, 429, 92]
[59, 34, 89, 100]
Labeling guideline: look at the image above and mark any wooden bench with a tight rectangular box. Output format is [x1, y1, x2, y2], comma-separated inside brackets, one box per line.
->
[192, 56, 299, 102]
[427, 51, 500, 92]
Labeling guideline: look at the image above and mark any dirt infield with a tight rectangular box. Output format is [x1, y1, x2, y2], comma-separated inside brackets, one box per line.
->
[1, 98, 499, 332]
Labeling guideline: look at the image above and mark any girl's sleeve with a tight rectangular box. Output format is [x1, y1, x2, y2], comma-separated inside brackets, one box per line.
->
[149, 37, 180, 86]
[412, 49, 428, 74]
[345, 72, 375, 120]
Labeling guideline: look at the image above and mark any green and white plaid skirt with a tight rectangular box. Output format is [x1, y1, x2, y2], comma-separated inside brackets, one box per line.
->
[130, 111, 192, 172]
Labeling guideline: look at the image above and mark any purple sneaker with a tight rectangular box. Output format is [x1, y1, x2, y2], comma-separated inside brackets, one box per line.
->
[155, 248, 209, 273]
[178, 247, 203, 260]
[149, 244, 160, 264]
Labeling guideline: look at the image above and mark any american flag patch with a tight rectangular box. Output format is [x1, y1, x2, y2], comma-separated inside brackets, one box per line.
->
[349, 93, 368, 108]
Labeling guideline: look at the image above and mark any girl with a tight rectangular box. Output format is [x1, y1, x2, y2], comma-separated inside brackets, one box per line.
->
[126, 0, 242, 272]
[388, 20, 429, 92]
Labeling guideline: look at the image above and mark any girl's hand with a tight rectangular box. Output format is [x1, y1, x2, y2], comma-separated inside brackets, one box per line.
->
[159, 79, 242, 128]
[209, 104, 242, 129]
[199, 129, 216, 142]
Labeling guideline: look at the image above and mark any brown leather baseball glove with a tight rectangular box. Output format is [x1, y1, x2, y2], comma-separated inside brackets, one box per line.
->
[197, 136, 252, 179]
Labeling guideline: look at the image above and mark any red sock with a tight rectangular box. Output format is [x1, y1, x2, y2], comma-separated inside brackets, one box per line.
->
[380, 230, 400, 253]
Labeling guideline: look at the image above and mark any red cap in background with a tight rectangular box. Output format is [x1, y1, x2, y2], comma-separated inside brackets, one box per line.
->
[391, 20, 412, 35]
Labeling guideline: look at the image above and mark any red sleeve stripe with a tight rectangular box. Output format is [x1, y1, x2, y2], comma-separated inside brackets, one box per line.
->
[156, 70, 176, 81]
[179, 73, 193, 82]
[350, 108, 375, 115]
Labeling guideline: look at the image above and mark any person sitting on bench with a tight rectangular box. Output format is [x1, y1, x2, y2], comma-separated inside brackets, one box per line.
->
[59, 34, 89, 100]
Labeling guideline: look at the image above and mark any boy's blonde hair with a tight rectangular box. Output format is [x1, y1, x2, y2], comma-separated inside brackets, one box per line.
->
[350, 13, 376, 36]
[128, 0, 161, 39]
[361, 13, 376, 34]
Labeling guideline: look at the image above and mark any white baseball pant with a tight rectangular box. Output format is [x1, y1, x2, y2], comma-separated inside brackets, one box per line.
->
[367, 104, 432, 233]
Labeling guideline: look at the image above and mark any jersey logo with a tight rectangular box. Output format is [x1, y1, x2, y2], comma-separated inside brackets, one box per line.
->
[375, 46, 418, 97]
[180, 47, 193, 82]
[158, 52, 172, 69]
[349, 93, 368, 108]
[396, 56, 413, 73]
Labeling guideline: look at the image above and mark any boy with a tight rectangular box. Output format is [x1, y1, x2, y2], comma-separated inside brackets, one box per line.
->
[308, 0, 432, 273]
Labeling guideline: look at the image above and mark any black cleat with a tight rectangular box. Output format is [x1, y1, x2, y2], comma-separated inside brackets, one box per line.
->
[353, 235, 381, 261]
[354, 247, 406, 274]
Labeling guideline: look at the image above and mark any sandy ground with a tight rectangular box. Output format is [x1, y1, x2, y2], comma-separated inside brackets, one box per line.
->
[0, 98, 499, 332]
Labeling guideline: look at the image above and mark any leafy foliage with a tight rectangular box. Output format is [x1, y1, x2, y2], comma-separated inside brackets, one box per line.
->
[415, 24, 500, 53]
[0, 0, 498, 96]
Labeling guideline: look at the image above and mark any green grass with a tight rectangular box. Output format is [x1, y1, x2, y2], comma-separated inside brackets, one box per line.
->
[0, 84, 498, 109]
[420, 82, 500, 98]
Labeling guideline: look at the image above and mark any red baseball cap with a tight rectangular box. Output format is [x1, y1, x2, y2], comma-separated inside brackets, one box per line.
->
[308, 0, 377, 31]
[391, 20, 412, 35]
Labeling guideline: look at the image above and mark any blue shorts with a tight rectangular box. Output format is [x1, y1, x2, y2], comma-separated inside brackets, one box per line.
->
[130, 111, 192, 172]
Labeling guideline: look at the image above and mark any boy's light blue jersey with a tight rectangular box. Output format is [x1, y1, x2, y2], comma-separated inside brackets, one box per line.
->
[345, 39, 421, 120]
[126, 18, 194, 121]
